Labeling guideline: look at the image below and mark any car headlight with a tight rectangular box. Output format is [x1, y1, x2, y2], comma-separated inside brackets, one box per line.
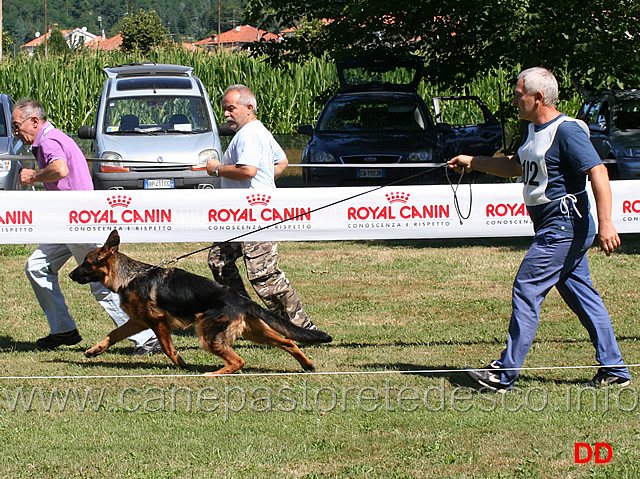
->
[194, 149, 220, 171]
[99, 152, 129, 173]
[623, 147, 640, 157]
[405, 151, 434, 162]
[308, 150, 337, 163]
[0, 160, 11, 172]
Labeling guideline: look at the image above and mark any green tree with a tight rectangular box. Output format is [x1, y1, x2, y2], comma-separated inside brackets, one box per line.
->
[36, 28, 70, 56]
[244, 0, 640, 92]
[2, 31, 14, 57]
[120, 9, 170, 53]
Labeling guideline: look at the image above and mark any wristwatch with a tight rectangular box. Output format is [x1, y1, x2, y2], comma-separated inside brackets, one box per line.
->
[214, 165, 220, 177]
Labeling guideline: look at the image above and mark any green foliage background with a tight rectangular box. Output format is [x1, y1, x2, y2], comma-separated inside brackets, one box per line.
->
[2, 0, 247, 51]
[246, 0, 640, 93]
[0, 50, 582, 144]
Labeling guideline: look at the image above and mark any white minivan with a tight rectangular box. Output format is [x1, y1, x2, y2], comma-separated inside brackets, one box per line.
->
[79, 63, 223, 190]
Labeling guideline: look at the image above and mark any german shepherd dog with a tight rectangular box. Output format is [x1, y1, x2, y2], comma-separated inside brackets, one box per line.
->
[69, 230, 332, 376]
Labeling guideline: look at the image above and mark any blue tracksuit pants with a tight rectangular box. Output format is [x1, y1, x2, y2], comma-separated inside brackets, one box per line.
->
[495, 229, 630, 386]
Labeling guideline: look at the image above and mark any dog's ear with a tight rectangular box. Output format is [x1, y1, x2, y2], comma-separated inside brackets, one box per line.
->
[97, 230, 120, 262]
[105, 229, 121, 251]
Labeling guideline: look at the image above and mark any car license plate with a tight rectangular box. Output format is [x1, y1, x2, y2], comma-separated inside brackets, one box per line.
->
[144, 179, 175, 189]
[358, 168, 383, 178]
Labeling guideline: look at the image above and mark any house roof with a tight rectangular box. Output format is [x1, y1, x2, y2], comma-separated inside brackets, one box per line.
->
[86, 33, 123, 51]
[219, 25, 279, 43]
[181, 42, 199, 52]
[194, 35, 216, 46]
[21, 27, 99, 51]
[87, 34, 197, 52]
[195, 25, 279, 48]
[21, 30, 72, 48]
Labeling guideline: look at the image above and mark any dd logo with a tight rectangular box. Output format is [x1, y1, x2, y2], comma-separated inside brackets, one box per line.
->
[574, 443, 613, 464]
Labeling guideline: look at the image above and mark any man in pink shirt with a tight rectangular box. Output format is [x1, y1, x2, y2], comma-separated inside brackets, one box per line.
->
[14, 99, 159, 355]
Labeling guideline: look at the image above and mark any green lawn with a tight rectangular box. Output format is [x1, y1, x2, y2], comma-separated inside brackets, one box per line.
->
[1, 236, 639, 478]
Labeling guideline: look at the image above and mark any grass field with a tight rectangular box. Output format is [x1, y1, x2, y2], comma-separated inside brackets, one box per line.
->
[1, 235, 639, 478]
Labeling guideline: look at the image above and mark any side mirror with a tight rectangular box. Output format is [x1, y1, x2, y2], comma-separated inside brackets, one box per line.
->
[435, 123, 454, 134]
[589, 123, 606, 133]
[78, 126, 96, 140]
[297, 124, 313, 136]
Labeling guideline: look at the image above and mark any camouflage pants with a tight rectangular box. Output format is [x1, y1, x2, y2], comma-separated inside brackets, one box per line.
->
[207, 241, 312, 328]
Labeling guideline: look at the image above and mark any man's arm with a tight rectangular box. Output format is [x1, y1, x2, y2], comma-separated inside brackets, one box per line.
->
[448, 154, 522, 178]
[274, 158, 288, 180]
[19, 159, 69, 185]
[587, 164, 620, 255]
[206, 158, 258, 180]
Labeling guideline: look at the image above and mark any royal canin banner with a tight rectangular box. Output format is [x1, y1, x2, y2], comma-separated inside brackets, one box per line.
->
[1, 181, 639, 244]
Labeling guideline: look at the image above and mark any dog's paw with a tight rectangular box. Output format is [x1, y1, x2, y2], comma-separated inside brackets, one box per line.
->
[175, 356, 188, 369]
[84, 347, 102, 358]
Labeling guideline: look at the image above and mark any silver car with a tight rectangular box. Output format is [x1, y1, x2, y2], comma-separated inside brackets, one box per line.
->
[0, 94, 25, 190]
[79, 63, 223, 190]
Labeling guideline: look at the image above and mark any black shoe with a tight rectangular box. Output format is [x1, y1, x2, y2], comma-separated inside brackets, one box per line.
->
[488, 360, 501, 369]
[581, 371, 631, 388]
[466, 367, 511, 393]
[129, 337, 162, 356]
[36, 329, 82, 350]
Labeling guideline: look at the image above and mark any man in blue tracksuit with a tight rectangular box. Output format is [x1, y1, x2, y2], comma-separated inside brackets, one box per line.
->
[448, 67, 631, 392]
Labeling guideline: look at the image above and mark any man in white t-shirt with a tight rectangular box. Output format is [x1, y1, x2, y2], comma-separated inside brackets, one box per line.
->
[206, 84, 318, 330]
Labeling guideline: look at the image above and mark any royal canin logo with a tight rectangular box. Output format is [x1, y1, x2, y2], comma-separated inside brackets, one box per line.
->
[68, 196, 172, 224]
[209, 196, 311, 223]
[622, 199, 640, 214]
[485, 202, 529, 217]
[0, 210, 33, 225]
[348, 190, 449, 220]
[107, 195, 132, 208]
[247, 194, 271, 206]
[385, 192, 410, 204]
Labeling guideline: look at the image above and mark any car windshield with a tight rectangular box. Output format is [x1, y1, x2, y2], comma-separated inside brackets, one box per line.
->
[104, 96, 211, 133]
[317, 98, 427, 132]
[615, 100, 640, 130]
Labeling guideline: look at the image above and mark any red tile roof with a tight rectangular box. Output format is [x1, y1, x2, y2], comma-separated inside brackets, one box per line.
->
[195, 25, 279, 49]
[21, 30, 72, 48]
[86, 34, 123, 51]
[219, 25, 279, 43]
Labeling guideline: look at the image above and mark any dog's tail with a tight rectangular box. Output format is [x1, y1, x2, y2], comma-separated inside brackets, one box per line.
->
[249, 303, 332, 344]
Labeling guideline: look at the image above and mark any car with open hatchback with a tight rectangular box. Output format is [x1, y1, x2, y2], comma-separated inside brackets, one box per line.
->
[297, 58, 503, 186]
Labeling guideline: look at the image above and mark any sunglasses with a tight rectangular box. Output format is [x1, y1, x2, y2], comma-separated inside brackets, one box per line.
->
[11, 116, 35, 131]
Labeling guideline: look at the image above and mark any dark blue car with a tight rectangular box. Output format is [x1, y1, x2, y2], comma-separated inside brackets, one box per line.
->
[297, 58, 503, 186]
[577, 90, 640, 180]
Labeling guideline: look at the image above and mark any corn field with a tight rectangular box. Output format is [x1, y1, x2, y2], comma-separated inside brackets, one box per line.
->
[0, 49, 582, 143]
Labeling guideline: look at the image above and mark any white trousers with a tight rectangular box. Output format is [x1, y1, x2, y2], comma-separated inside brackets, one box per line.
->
[25, 243, 155, 348]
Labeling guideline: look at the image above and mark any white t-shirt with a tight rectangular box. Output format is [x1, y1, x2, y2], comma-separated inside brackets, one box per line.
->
[221, 120, 287, 189]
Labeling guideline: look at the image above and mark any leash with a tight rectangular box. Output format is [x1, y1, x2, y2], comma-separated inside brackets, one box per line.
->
[445, 164, 472, 225]
[144, 163, 469, 271]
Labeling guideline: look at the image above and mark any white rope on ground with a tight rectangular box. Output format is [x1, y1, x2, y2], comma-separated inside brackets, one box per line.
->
[1, 363, 638, 380]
